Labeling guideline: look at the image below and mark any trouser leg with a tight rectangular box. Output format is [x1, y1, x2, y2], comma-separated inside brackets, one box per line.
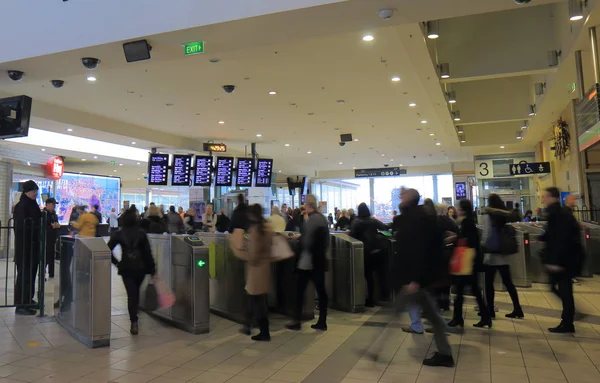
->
[484, 267, 496, 316]
[470, 272, 489, 321]
[498, 265, 521, 311]
[416, 290, 452, 356]
[452, 278, 465, 321]
[46, 243, 55, 279]
[294, 270, 310, 323]
[557, 274, 575, 324]
[312, 270, 328, 323]
[408, 305, 424, 332]
[122, 273, 145, 322]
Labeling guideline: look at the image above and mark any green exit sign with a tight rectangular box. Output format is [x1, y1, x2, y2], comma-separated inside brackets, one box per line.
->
[184, 41, 204, 56]
[197, 259, 206, 268]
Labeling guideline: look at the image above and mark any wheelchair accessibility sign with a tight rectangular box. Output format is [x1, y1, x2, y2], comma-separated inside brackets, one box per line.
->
[509, 161, 551, 176]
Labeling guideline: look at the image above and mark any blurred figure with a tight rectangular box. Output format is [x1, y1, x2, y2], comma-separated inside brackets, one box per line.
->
[71, 205, 98, 238]
[349, 203, 388, 307]
[327, 213, 334, 227]
[229, 193, 249, 233]
[286, 196, 330, 331]
[166, 205, 185, 234]
[285, 208, 301, 232]
[108, 208, 119, 233]
[202, 204, 218, 233]
[334, 209, 350, 231]
[281, 203, 289, 224]
[13, 180, 42, 315]
[91, 204, 102, 236]
[68, 205, 81, 234]
[523, 210, 533, 222]
[565, 194, 578, 209]
[141, 205, 167, 234]
[141, 206, 149, 219]
[434, 203, 459, 312]
[348, 208, 356, 223]
[532, 207, 544, 222]
[392, 209, 398, 217]
[447, 206, 457, 221]
[178, 206, 185, 220]
[216, 209, 230, 233]
[541, 187, 582, 333]
[43, 198, 61, 279]
[269, 206, 286, 233]
[183, 208, 196, 234]
[482, 194, 524, 319]
[511, 202, 522, 222]
[108, 211, 156, 335]
[237, 204, 274, 341]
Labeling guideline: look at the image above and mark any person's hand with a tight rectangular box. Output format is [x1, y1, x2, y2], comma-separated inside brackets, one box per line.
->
[545, 264, 564, 273]
[403, 282, 420, 294]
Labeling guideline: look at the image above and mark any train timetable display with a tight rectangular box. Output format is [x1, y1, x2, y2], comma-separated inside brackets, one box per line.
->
[236, 158, 253, 187]
[171, 154, 192, 186]
[215, 157, 234, 186]
[148, 153, 169, 185]
[193, 155, 213, 186]
[255, 158, 273, 187]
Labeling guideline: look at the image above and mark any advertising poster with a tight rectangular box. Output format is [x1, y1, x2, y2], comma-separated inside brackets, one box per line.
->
[55, 173, 120, 224]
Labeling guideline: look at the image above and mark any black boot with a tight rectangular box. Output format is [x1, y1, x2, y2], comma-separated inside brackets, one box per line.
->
[505, 308, 525, 319]
[130, 321, 139, 335]
[422, 352, 454, 367]
[447, 318, 464, 328]
[251, 318, 271, 342]
[548, 322, 575, 334]
[311, 318, 327, 331]
[473, 319, 492, 329]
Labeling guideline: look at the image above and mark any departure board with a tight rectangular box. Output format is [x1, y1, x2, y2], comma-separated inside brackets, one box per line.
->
[255, 158, 273, 187]
[148, 153, 169, 186]
[171, 154, 192, 186]
[215, 157, 234, 186]
[193, 155, 213, 186]
[236, 158, 253, 187]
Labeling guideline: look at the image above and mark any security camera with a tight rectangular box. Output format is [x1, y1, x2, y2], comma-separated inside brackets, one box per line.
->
[81, 57, 101, 70]
[7, 70, 24, 82]
[413, 155, 417, 159]
[222, 85, 236, 94]
[378, 8, 395, 20]
[338, 142, 346, 147]
[50, 80, 65, 88]
[514, 0, 531, 4]
[383, 164, 389, 167]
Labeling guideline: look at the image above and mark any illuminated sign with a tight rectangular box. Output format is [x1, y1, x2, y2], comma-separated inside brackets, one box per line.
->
[45, 156, 64, 180]
[203, 143, 227, 152]
[184, 41, 205, 56]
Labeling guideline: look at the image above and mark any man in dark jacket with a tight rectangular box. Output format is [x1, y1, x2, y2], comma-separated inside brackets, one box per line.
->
[43, 198, 61, 279]
[368, 188, 453, 367]
[286, 195, 330, 331]
[229, 194, 249, 233]
[13, 180, 42, 315]
[541, 187, 581, 333]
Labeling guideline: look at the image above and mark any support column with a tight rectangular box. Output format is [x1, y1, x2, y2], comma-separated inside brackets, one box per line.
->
[0, 161, 14, 256]
[575, 50, 585, 100]
[590, 27, 600, 84]
[369, 178, 375, 215]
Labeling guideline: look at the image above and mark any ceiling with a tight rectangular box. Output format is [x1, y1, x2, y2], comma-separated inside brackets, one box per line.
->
[0, 0, 584, 181]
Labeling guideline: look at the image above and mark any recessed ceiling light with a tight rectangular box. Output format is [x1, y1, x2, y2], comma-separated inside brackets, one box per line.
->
[137, 162, 141, 165]
[391, 76, 401, 82]
[362, 35, 374, 41]
[399, 164, 403, 166]
[218, 121, 225, 124]
[131, 141, 136, 145]
[86, 76, 97, 82]
[353, 166, 356, 169]
[381, 154, 385, 157]
[409, 102, 417, 107]
[460, 139, 466, 143]
[268, 91, 277, 95]
[278, 170, 282, 173]
[114, 170, 117, 172]
[285, 143, 290, 147]
[429, 133, 435, 136]
[421, 120, 427, 124]
[137, 178, 141, 180]
[307, 151, 312, 154]
[41, 148, 46, 152]
[256, 133, 262, 137]
[81, 158, 86, 161]
[119, 163, 123, 166]
[390, 159, 394, 162]
[339, 162, 343, 165]
[436, 142, 441, 146]
[500, 146, 505, 149]
[66, 128, 73, 132]
[354, 138, 359, 142]
[93, 156, 98, 159]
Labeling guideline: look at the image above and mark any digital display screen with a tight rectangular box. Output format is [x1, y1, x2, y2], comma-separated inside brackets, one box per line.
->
[215, 157, 234, 186]
[455, 182, 467, 199]
[194, 156, 213, 186]
[236, 158, 253, 187]
[171, 154, 192, 186]
[255, 158, 273, 187]
[148, 153, 169, 186]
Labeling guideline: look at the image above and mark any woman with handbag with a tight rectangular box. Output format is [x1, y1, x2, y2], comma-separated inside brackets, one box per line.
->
[448, 199, 492, 329]
[482, 194, 524, 319]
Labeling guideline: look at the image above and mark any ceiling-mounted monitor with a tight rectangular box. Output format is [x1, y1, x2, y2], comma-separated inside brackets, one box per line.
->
[255, 158, 273, 187]
[215, 157, 234, 186]
[236, 158, 253, 187]
[193, 155, 213, 187]
[147, 153, 169, 186]
[0, 95, 32, 139]
[171, 154, 192, 186]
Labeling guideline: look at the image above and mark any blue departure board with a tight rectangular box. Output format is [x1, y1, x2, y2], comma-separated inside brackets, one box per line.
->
[148, 153, 169, 186]
[255, 158, 273, 187]
[193, 155, 213, 186]
[215, 157, 234, 186]
[236, 158, 253, 187]
[171, 154, 192, 186]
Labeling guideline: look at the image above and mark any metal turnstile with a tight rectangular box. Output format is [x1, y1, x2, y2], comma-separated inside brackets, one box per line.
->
[142, 234, 210, 334]
[580, 222, 600, 276]
[480, 225, 531, 289]
[327, 233, 365, 313]
[373, 232, 396, 304]
[56, 237, 111, 348]
[514, 223, 548, 284]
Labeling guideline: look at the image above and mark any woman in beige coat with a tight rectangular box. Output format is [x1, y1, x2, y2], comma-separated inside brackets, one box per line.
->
[235, 204, 273, 341]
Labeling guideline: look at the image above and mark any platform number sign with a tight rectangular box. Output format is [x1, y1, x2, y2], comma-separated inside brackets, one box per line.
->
[475, 160, 494, 179]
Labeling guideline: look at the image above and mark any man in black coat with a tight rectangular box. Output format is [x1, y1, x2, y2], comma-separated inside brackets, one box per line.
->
[541, 187, 582, 333]
[13, 180, 42, 315]
[43, 198, 61, 279]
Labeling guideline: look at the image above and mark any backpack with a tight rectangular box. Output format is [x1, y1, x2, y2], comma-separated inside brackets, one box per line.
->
[119, 232, 146, 272]
[485, 224, 518, 255]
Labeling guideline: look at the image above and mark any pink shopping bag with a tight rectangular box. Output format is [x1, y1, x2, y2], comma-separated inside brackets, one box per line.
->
[155, 279, 176, 309]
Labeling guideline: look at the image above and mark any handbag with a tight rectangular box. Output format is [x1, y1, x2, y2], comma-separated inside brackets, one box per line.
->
[270, 233, 294, 261]
[144, 281, 159, 311]
[449, 239, 476, 276]
[155, 279, 176, 309]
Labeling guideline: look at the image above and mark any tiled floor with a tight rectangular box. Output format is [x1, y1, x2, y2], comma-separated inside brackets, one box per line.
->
[0, 273, 599, 382]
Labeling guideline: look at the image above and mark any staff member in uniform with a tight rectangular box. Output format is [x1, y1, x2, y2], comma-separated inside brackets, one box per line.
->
[43, 198, 61, 279]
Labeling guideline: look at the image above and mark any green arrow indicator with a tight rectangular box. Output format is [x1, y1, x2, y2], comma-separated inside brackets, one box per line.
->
[197, 259, 206, 268]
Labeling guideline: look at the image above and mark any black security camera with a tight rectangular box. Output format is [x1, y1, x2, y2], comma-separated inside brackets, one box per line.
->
[7, 70, 24, 82]
[50, 80, 65, 88]
[81, 57, 101, 70]
[222, 85, 236, 93]
[514, 0, 531, 4]
[338, 142, 346, 147]
[383, 164, 389, 167]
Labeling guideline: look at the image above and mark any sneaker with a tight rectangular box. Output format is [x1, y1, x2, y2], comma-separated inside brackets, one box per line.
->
[422, 352, 454, 367]
[402, 326, 424, 335]
[251, 333, 271, 342]
[285, 322, 301, 331]
[311, 322, 327, 331]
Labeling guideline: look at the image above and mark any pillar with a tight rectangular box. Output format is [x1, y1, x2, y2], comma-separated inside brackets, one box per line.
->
[0, 161, 14, 256]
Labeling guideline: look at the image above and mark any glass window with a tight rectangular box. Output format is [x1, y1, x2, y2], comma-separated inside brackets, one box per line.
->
[436, 174, 453, 204]
[373, 176, 434, 221]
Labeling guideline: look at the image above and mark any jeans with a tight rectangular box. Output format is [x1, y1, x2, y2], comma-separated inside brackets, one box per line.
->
[549, 272, 575, 324]
[408, 305, 424, 333]
[485, 265, 522, 315]
[294, 269, 328, 324]
[453, 273, 489, 321]
[122, 273, 146, 322]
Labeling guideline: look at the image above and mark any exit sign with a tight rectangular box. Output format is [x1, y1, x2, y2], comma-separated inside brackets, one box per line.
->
[197, 259, 206, 268]
[184, 41, 204, 56]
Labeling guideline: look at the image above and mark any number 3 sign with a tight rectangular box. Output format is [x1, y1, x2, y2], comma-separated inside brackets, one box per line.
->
[474, 161, 494, 179]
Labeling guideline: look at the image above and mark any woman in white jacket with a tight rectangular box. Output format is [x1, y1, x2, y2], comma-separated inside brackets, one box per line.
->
[202, 204, 218, 232]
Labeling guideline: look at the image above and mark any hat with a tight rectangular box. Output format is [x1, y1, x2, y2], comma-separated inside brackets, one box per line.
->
[22, 180, 39, 193]
[45, 198, 57, 205]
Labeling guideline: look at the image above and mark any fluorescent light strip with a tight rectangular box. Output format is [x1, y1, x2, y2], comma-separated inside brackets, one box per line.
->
[8, 128, 149, 162]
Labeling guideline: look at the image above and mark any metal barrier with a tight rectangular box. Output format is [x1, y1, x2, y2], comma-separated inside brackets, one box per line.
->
[142, 234, 210, 334]
[56, 236, 111, 348]
[327, 233, 365, 313]
[513, 223, 548, 284]
[580, 222, 600, 276]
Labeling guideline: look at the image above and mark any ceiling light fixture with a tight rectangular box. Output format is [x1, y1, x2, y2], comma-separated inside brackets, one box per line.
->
[41, 148, 46, 152]
[86, 76, 97, 82]
[409, 102, 417, 107]
[421, 120, 428, 124]
[285, 143, 290, 147]
[391, 76, 401, 82]
[452, 110, 461, 121]
[528, 104, 536, 116]
[268, 91, 277, 95]
[66, 128, 73, 132]
[516, 134, 523, 140]
[307, 151, 312, 154]
[438, 63, 450, 79]
[569, 0, 585, 21]
[93, 156, 98, 159]
[500, 146, 505, 149]
[131, 141, 136, 145]
[362, 35, 374, 41]
[399, 164, 403, 166]
[339, 162, 343, 165]
[137, 162, 141, 165]
[522, 120, 529, 130]
[429, 133, 435, 136]
[446, 90, 457, 104]
[81, 158, 86, 161]
[119, 163, 123, 166]
[256, 133, 262, 137]
[460, 138, 466, 143]
[218, 121, 225, 124]
[353, 138, 359, 142]
[436, 142, 441, 146]
[426, 20, 439, 39]
[114, 170, 117, 173]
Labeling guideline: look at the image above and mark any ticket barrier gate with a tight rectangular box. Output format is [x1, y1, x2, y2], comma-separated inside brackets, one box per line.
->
[327, 233, 365, 313]
[500, 225, 531, 288]
[56, 237, 111, 348]
[142, 234, 210, 334]
[512, 223, 548, 284]
[580, 222, 600, 276]
[372, 231, 396, 304]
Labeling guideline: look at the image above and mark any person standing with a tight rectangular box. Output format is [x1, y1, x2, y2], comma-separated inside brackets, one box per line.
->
[201, 204, 218, 233]
[43, 198, 61, 280]
[91, 204, 102, 237]
[166, 206, 185, 234]
[108, 208, 119, 233]
[108, 211, 156, 335]
[268, 206, 286, 233]
[216, 209, 231, 233]
[13, 181, 42, 315]
[229, 193, 249, 233]
[541, 187, 581, 333]
[286, 196, 330, 331]
[71, 206, 98, 238]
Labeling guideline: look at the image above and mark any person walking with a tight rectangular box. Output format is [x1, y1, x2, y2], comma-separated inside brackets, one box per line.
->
[541, 187, 581, 333]
[108, 211, 156, 335]
[448, 199, 492, 329]
[216, 209, 230, 233]
[140, 205, 167, 234]
[286, 196, 330, 331]
[13, 180, 42, 315]
[229, 194, 249, 233]
[70, 205, 98, 238]
[236, 204, 274, 341]
[43, 198, 61, 279]
[108, 208, 119, 233]
[482, 194, 524, 319]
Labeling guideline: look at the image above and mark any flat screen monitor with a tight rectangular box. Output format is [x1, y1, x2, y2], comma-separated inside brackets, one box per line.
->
[193, 155, 213, 186]
[236, 158, 253, 187]
[455, 182, 467, 199]
[148, 153, 169, 186]
[0, 95, 32, 139]
[215, 157, 234, 186]
[255, 158, 273, 187]
[171, 154, 192, 186]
